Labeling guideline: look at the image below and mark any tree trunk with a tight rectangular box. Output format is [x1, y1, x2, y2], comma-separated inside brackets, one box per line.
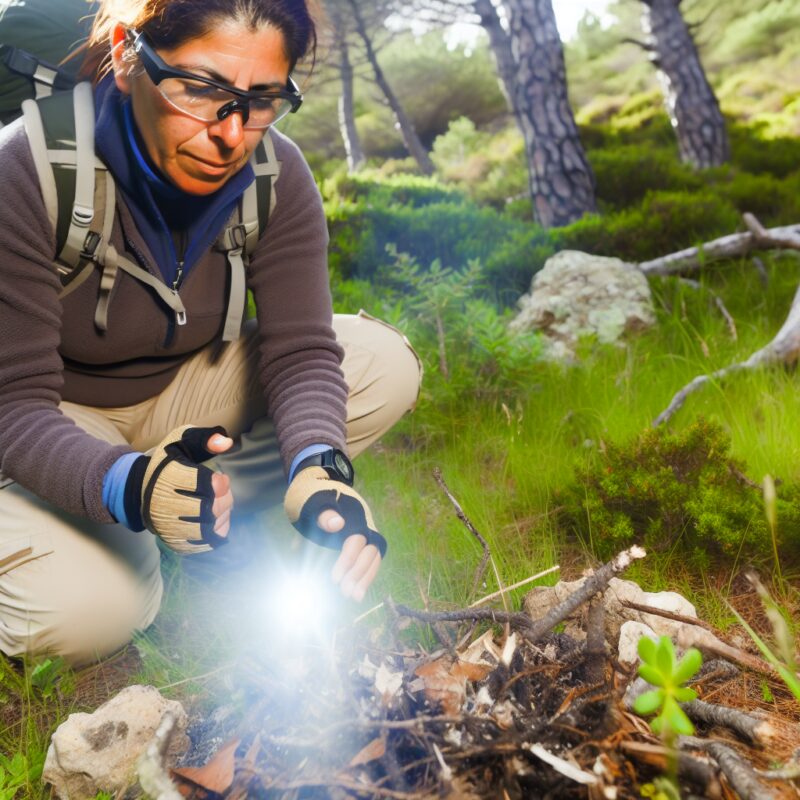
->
[347, 0, 434, 175]
[473, 0, 515, 108]
[640, 0, 729, 168]
[337, 35, 366, 173]
[502, 0, 597, 228]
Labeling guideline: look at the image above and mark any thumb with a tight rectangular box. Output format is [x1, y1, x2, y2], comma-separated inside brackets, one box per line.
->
[207, 432, 233, 454]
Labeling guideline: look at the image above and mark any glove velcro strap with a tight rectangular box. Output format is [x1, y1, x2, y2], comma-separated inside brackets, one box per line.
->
[284, 466, 387, 557]
[141, 424, 228, 555]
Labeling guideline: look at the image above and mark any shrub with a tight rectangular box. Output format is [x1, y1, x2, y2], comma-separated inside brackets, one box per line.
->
[590, 145, 703, 209]
[563, 420, 800, 564]
[558, 190, 741, 263]
[729, 126, 800, 178]
[326, 184, 551, 295]
[711, 170, 800, 226]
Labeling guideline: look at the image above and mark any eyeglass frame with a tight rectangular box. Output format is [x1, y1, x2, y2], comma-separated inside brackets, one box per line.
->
[125, 28, 303, 128]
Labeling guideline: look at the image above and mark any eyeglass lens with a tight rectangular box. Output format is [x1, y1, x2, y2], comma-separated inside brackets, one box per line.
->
[157, 77, 293, 129]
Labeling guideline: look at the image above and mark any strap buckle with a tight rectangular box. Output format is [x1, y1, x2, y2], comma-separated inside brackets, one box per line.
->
[80, 231, 102, 260]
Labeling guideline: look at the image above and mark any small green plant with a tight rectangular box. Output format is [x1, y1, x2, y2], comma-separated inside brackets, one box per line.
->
[634, 636, 702, 800]
[0, 752, 44, 800]
[634, 635, 703, 736]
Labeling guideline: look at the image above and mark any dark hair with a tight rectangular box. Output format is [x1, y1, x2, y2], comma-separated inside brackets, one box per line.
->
[81, 0, 319, 81]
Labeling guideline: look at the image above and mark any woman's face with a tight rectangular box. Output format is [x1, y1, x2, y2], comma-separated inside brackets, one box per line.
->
[113, 20, 291, 195]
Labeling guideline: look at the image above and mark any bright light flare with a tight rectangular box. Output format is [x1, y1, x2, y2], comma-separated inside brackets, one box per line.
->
[259, 568, 336, 644]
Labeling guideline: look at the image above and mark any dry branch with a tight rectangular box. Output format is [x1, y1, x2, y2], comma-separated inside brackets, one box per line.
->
[433, 467, 490, 598]
[525, 545, 647, 641]
[639, 219, 800, 276]
[682, 699, 777, 746]
[682, 736, 780, 800]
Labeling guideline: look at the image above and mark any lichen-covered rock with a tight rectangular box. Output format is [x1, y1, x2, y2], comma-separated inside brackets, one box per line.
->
[509, 250, 655, 359]
[43, 685, 189, 799]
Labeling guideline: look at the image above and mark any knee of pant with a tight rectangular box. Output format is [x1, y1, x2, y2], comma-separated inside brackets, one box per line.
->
[1, 555, 163, 668]
[361, 316, 423, 416]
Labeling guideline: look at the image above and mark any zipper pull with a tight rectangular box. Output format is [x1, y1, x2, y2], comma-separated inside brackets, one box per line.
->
[173, 263, 187, 326]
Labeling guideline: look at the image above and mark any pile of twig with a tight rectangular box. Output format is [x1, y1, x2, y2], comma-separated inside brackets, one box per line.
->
[145, 474, 799, 800]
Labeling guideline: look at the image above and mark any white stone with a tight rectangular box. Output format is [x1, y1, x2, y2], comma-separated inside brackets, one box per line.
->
[510, 250, 655, 359]
[43, 685, 189, 799]
[618, 621, 657, 665]
[523, 577, 697, 643]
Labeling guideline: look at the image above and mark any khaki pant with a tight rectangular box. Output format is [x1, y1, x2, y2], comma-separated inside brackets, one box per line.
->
[0, 313, 421, 665]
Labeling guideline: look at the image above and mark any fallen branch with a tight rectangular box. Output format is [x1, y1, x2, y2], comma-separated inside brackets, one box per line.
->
[652, 216, 800, 424]
[682, 699, 777, 746]
[620, 599, 718, 633]
[621, 741, 722, 798]
[682, 736, 779, 800]
[639, 219, 800, 276]
[584, 598, 606, 685]
[525, 545, 647, 641]
[676, 626, 787, 683]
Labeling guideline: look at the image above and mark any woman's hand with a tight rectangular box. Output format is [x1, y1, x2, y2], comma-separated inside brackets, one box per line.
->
[320, 509, 382, 601]
[284, 466, 387, 600]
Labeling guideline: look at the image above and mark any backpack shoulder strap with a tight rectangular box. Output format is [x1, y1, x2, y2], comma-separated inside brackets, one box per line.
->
[216, 129, 281, 341]
[23, 82, 112, 297]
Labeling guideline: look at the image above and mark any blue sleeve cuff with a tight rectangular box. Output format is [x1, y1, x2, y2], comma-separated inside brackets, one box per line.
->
[102, 452, 145, 529]
[289, 444, 333, 483]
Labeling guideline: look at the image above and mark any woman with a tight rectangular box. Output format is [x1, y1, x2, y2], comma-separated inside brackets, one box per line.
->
[0, 0, 421, 666]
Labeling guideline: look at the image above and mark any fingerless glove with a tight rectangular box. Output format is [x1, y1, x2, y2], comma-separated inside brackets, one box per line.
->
[124, 425, 230, 555]
[284, 466, 387, 557]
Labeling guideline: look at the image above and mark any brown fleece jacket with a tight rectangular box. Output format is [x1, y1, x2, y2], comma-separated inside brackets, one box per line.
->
[0, 119, 347, 523]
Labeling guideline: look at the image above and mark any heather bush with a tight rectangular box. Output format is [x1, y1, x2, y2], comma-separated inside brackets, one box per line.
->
[562, 420, 800, 566]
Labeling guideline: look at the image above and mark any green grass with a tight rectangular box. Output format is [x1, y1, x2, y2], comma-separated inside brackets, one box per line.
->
[352, 253, 800, 621]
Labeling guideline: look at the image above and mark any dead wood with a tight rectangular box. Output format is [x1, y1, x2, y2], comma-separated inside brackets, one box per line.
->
[620, 599, 718, 633]
[585, 598, 606, 685]
[682, 699, 776, 746]
[525, 545, 647, 641]
[433, 467, 490, 598]
[650, 215, 800, 425]
[638, 218, 800, 276]
[621, 741, 722, 798]
[676, 626, 789, 683]
[682, 736, 780, 800]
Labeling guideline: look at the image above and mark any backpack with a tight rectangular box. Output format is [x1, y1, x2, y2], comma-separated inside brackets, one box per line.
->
[0, 0, 97, 123]
[2, 1, 280, 342]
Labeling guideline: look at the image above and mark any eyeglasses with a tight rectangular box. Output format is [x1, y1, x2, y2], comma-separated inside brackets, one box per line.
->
[126, 29, 303, 130]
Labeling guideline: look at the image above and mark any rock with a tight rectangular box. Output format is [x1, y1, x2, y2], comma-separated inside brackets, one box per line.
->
[618, 621, 657, 665]
[523, 577, 697, 644]
[509, 250, 655, 359]
[43, 685, 189, 799]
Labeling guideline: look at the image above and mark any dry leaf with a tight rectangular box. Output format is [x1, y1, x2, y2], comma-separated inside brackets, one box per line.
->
[349, 735, 386, 766]
[452, 660, 493, 682]
[172, 738, 240, 795]
[460, 629, 502, 666]
[415, 658, 466, 714]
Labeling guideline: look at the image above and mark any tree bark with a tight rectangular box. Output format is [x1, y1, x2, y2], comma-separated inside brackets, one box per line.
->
[336, 34, 366, 173]
[473, 0, 515, 108]
[347, 0, 435, 175]
[640, 0, 729, 168]
[502, 0, 597, 228]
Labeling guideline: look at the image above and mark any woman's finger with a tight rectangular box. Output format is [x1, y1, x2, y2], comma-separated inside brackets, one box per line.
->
[331, 534, 367, 584]
[340, 545, 379, 597]
[213, 507, 232, 536]
[318, 508, 344, 532]
[351, 552, 382, 602]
